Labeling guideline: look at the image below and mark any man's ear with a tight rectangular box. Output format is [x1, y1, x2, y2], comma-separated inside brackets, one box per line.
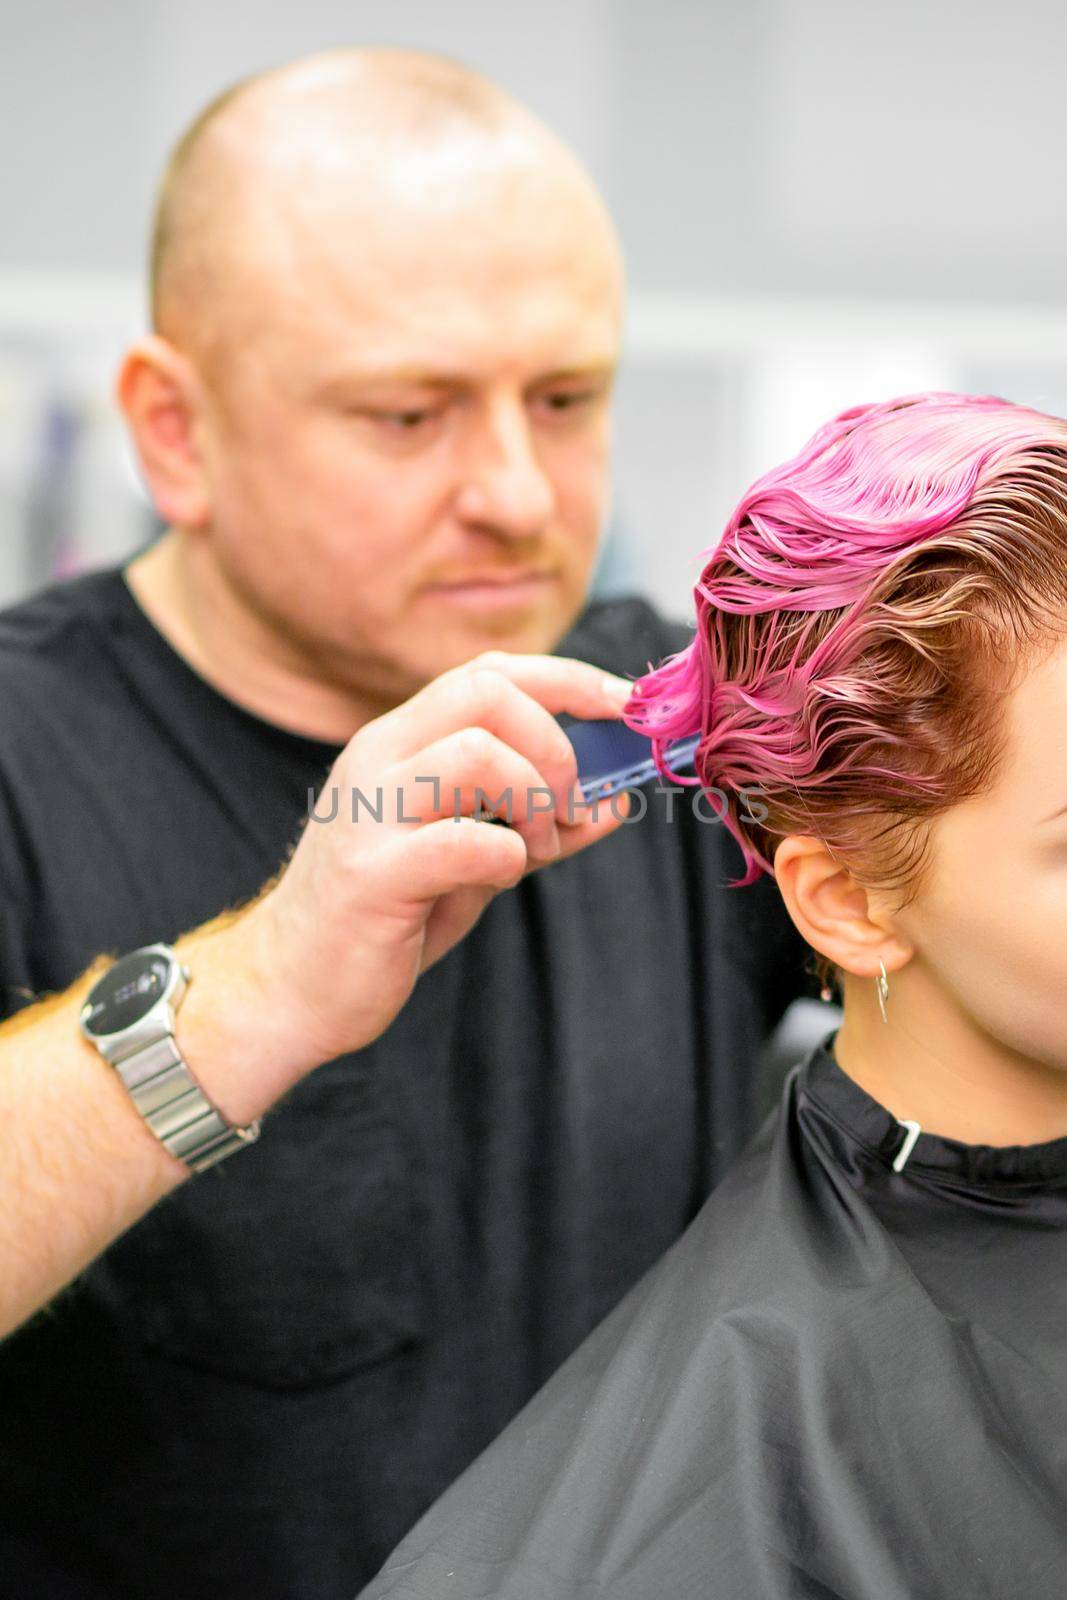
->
[116, 336, 212, 530]
[773, 835, 913, 978]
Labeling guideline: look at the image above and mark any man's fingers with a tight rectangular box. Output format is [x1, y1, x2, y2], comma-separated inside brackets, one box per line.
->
[530, 788, 633, 870]
[397, 816, 528, 903]
[391, 791, 632, 910]
[459, 651, 634, 718]
[362, 654, 633, 769]
[380, 729, 567, 859]
[380, 671, 581, 818]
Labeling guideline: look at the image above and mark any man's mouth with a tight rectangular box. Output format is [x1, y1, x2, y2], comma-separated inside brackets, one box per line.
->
[424, 570, 558, 607]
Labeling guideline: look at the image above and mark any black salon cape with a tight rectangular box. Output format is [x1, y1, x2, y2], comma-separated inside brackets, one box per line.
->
[361, 1042, 1067, 1599]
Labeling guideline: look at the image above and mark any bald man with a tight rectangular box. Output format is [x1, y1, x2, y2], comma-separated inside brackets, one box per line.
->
[0, 49, 805, 1597]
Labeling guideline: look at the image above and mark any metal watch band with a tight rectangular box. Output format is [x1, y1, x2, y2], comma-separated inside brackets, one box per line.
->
[111, 1029, 261, 1174]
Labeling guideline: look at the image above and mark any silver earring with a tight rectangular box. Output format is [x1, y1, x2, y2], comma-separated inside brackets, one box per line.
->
[876, 959, 890, 1025]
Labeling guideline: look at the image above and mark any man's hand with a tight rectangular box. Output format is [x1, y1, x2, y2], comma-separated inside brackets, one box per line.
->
[0, 652, 634, 1335]
[233, 652, 633, 1100]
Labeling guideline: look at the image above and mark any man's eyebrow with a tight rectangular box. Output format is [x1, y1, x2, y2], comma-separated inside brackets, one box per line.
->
[314, 367, 463, 398]
[530, 361, 617, 385]
[315, 359, 618, 399]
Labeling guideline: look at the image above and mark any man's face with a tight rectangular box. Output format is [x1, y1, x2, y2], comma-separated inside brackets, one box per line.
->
[192, 149, 623, 704]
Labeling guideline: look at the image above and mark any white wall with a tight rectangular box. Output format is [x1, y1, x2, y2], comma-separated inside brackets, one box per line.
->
[10, 0, 1067, 297]
[1, 1, 613, 282]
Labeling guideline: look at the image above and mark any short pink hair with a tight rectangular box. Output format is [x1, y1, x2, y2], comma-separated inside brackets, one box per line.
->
[625, 392, 1067, 890]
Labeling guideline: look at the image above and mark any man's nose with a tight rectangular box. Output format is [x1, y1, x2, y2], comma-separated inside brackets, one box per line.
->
[453, 403, 556, 539]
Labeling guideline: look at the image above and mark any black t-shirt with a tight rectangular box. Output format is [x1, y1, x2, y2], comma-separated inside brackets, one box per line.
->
[0, 567, 806, 1598]
[361, 1042, 1067, 1600]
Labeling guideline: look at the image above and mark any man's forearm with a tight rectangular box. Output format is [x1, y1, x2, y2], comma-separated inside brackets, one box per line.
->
[0, 967, 186, 1339]
[0, 904, 292, 1341]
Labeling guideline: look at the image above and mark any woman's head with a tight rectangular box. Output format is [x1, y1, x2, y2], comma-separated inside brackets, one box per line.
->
[628, 392, 1067, 890]
[627, 393, 1067, 1079]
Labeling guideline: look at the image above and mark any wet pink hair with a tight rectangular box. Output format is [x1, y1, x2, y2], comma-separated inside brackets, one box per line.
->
[625, 392, 1067, 889]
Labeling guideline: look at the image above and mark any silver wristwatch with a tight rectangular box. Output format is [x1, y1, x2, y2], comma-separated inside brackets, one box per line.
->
[79, 942, 260, 1173]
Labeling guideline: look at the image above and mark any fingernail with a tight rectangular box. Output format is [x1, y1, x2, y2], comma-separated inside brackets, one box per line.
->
[543, 823, 562, 859]
[603, 674, 634, 707]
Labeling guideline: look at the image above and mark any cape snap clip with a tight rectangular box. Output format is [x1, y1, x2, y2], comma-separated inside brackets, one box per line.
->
[892, 1119, 922, 1173]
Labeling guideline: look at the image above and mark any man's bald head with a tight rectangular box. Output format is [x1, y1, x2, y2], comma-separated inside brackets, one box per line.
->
[124, 47, 625, 720]
[150, 47, 622, 369]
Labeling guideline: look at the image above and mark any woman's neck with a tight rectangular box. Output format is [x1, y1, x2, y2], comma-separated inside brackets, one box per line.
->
[834, 963, 1067, 1147]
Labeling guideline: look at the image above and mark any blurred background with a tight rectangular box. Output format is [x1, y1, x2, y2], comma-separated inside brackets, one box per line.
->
[4, 0, 1067, 615]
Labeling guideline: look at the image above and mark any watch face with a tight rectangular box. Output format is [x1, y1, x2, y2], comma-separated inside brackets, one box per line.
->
[81, 949, 174, 1038]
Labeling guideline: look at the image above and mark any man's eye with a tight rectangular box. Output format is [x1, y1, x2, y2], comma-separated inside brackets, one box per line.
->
[374, 409, 437, 430]
[537, 389, 605, 416]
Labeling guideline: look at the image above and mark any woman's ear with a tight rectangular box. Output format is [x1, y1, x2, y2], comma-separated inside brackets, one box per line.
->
[773, 835, 913, 978]
[116, 336, 212, 530]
